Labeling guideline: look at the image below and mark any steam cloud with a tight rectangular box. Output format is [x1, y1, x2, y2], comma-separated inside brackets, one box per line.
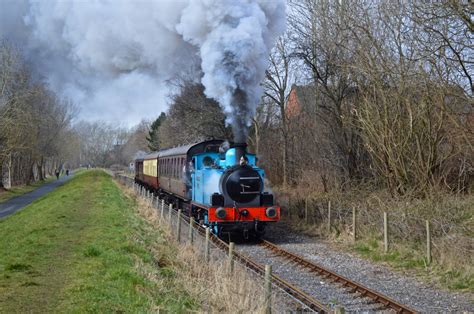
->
[1, 0, 286, 139]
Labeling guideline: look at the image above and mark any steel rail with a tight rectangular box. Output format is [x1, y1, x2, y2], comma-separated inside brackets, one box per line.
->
[259, 240, 416, 314]
[118, 175, 413, 313]
[191, 223, 330, 313]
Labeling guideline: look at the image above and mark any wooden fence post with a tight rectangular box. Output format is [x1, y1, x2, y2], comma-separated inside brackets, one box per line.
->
[426, 220, 431, 265]
[168, 204, 172, 226]
[334, 306, 345, 314]
[177, 209, 182, 242]
[205, 228, 210, 262]
[160, 200, 164, 221]
[189, 218, 194, 244]
[305, 197, 309, 224]
[352, 206, 357, 242]
[264, 265, 272, 314]
[384, 212, 389, 253]
[228, 242, 235, 273]
[288, 196, 291, 219]
[327, 200, 331, 234]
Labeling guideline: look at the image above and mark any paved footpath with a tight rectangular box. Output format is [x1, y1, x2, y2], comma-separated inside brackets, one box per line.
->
[0, 175, 73, 219]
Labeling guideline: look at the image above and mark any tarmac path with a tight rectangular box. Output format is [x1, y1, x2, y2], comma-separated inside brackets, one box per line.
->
[0, 175, 73, 219]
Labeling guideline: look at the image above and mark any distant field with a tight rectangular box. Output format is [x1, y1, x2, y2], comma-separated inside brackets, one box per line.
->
[0, 170, 195, 312]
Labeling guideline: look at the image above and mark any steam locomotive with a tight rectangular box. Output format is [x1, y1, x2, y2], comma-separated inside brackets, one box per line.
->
[134, 140, 280, 238]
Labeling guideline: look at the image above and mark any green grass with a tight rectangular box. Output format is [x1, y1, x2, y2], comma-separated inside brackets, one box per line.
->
[353, 238, 473, 292]
[354, 239, 426, 269]
[0, 170, 196, 312]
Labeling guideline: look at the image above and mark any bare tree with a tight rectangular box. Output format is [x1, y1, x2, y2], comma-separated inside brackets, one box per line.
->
[288, 0, 368, 184]
[261, 36, 295, 187]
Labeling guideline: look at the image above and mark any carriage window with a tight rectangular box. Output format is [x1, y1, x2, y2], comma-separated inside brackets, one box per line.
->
[175, 158, 178, 178]
[176, 158, 179, 178]
[173, 158, 176, 178]
[177, 158, 180, 177]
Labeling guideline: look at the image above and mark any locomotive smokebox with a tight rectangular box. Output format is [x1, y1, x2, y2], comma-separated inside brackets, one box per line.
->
[233, 142, 247, 165]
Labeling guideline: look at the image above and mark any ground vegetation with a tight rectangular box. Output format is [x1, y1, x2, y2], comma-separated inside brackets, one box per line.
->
[0, 170, 196, 312]
[248, 0, 473, 291]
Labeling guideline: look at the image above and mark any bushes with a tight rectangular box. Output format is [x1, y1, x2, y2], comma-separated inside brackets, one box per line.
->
[276, 186, 473, 290]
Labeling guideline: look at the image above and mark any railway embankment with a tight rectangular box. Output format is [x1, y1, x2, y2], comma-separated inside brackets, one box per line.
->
[120, 174, 473, 312]
[0, 170, 196, 312]
[274, 187, 474, 302]
[117, 175, 299, 313]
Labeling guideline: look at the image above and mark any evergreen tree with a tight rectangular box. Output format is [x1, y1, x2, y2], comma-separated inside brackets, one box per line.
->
[147, 112, 166, 151]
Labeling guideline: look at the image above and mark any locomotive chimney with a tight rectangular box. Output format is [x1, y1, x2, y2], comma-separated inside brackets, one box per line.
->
[233, 142, 247, 166]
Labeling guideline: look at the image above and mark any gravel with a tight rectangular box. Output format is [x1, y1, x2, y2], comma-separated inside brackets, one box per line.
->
[255, 222, 474, 313]
[129, 181, 473, 313]
[237, 243, 393, 313]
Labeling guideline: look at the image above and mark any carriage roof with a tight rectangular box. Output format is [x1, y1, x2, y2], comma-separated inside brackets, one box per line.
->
[137, 139, 224, 161]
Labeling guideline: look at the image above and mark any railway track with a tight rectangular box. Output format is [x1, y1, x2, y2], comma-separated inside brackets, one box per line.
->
[190, 220, 415, 313]
[256, 240, 416, 313]
[118, 175, 416, 313]
[191, 221, 331, 312]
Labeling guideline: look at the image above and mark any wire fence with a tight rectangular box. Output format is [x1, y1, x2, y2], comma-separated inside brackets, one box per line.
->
[114, 174, 320, 313]
[279, 193, 473, 267]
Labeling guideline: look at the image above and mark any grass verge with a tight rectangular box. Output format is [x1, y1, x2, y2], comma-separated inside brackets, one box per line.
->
[352, 237, 474, 291]
[0, 170, 195, 312]
[278, 189, 473, 293]
[125, 186, 285, 313]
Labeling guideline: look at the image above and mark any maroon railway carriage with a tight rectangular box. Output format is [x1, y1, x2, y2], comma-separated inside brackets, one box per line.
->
[135, 140, 224, 206]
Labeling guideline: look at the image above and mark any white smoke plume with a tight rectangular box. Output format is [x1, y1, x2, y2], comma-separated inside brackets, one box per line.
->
[0, 0, 286, 137]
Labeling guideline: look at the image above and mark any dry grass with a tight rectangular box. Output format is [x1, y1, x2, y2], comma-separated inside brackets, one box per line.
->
[275, 185, 474, 291]
[119, 184, 274, 313]
[176, 246, 268, 313]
